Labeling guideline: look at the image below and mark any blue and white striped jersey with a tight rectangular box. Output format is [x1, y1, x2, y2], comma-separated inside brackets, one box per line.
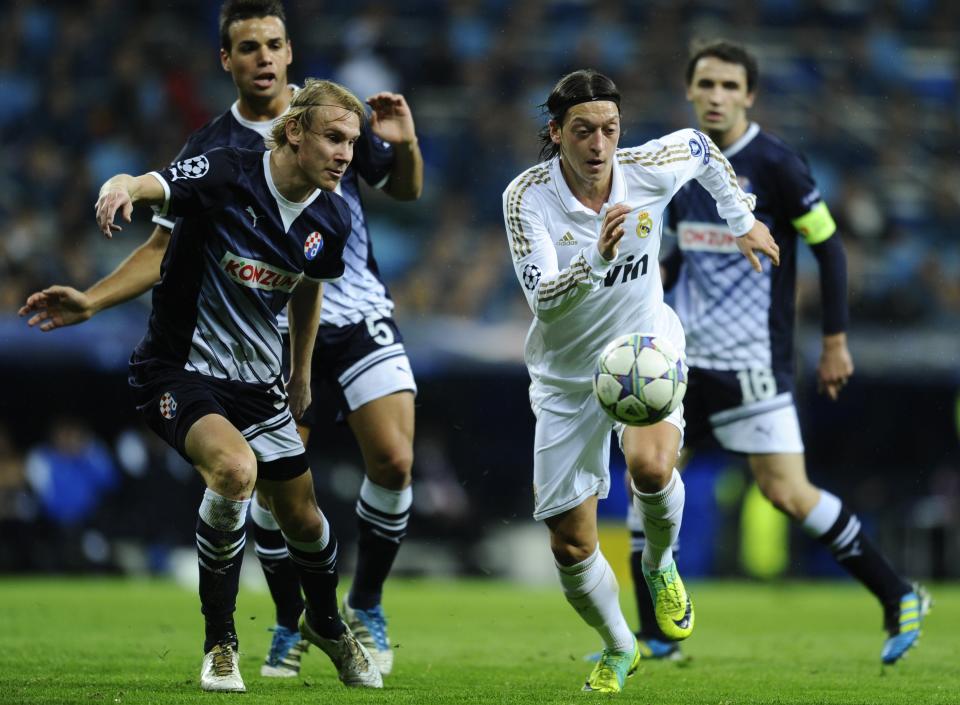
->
[155, 96, 396, 332]
[665, 122, 837, 378]
[136, 147, 350, 384]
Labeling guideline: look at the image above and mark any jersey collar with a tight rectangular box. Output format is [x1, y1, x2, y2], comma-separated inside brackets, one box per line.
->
[262, 150, 321, 229]
[550, 153, 626, 216]
[723, 122, 760, 159]
[229, 84, 300, 139]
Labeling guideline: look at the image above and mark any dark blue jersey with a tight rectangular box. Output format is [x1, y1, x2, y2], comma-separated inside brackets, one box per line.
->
[136, 147, 350, 384]
[153, 98, 397, 330]
[665, 123, 838, 383]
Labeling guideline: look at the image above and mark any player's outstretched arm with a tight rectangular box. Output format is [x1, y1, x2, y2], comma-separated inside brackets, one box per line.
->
[19, 226, 170, 332]
[368, 92, 423, 201]
[95, 174, 165, 238]
[735, 220, 780, 273]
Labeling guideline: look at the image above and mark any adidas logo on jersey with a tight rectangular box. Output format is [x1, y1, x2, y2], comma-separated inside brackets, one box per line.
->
[219, 251, 301, 292]
[557, 231, 577, 246]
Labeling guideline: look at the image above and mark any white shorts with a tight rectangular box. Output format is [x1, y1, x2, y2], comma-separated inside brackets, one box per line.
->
[529, 385, 684, 521]
[710, 392, 805, 454]
[338, 348, 417, 412]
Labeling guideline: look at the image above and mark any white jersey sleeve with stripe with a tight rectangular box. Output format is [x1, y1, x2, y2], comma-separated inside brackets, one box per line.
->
[503, 128, 756, 395]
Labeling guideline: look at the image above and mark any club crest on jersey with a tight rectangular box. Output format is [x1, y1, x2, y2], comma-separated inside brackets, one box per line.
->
[169, 155, 209, 182]
[636, 211, 653, 238]
[522, 263, 542, 290]
[159, 392, 177, 420]
[219, 251, 302, 292]
[304, 232, 324, 260]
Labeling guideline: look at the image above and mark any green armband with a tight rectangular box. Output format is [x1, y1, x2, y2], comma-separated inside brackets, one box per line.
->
[791, 201, 836, 245]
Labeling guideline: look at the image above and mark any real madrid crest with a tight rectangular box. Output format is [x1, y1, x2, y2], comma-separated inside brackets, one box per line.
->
[636, 211, 653, 238]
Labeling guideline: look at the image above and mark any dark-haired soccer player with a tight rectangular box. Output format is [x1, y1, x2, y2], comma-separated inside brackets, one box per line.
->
[625, 40, 929, 665]
[93, 79, 384, 692]
[503, 68, 777, 694]
[21, 0, 421, 679]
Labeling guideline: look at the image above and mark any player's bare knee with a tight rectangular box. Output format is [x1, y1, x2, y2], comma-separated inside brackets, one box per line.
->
[626, 448, 674, 493]
[274, 503, 324, 542]
[759, 481, 803, 519]
[368, 446, 413, 490]
[202, 448, 257, 498]
[550, 537, 594, 566]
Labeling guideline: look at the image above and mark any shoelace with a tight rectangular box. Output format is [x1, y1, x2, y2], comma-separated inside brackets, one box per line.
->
[344, 633, 372, 671]
[212, 645, 236, 677]
[592, 651, 624, 686]
[650, 571, 683, 612]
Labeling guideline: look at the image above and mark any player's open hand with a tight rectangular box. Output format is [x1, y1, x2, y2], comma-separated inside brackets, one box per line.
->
[736, 220, 780, 273]
[287, 374, 312, 422]
[18, 285, 94, 331]
[817, 332, 854, 401]
[366, 92, 417, 146]
[95, 188, 134, 238]
[598, 203, 631, 262]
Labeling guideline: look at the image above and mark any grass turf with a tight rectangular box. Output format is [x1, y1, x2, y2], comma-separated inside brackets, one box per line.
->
[0, 578, 956, 704]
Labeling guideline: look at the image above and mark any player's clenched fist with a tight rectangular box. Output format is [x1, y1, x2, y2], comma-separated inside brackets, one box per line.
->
[598, 203, 631, 262]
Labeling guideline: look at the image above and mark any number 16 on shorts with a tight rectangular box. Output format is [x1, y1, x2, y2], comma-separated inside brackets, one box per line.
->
[736, 368, 776, 404]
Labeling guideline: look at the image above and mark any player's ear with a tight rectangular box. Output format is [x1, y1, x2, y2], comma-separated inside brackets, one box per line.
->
[285, 116, 303, 149]
[549, 119, 561, 145]
[745, 90, 756, 109]
[220, 48, 231, 73]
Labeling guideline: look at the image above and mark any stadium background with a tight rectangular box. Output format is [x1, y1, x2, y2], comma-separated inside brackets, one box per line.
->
[0, 0, 958, 589]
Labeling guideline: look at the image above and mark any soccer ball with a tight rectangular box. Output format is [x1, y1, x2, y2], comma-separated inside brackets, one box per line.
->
[592, 332, 688, 426]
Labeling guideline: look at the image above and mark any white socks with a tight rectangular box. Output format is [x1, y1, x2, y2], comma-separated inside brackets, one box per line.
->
[199, 487, 250, 532]
[632, 469, 685, 571]
[555, 546, 634, 652]
[801, 489, 842, 538]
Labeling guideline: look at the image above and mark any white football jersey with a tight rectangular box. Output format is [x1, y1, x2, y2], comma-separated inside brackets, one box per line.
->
[503, 128, 757, 395]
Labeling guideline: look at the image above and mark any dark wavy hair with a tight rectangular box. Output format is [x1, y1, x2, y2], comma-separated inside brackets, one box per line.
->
[537, 69, 621, 161]
[219, 0, 287, 50]
[685, 40, 759, 93]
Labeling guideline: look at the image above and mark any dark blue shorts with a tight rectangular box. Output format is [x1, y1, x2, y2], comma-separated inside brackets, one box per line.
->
[283, 316, 416, 426]
[683, 366, 795, 448]
[129, 355, 308, 481]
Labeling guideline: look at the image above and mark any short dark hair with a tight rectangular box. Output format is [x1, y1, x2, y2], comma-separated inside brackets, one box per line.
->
[538, 69, 621, 161]
[219, 0, 287, 51]
[685, 40, 759, 94]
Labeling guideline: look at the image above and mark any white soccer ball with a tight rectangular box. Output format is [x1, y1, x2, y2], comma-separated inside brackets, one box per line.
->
[592, 332, 688, 426]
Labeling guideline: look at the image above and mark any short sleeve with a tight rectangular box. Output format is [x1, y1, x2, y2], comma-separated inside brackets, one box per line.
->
[150, 147, 238, 220]
[303, 193, 351, 282]
[352, 127, 395, 189]
[152, 134, 205, 230]
[776, 150, 837, 245]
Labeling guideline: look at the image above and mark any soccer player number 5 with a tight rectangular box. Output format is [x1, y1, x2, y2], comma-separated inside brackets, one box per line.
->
[365, 316, 395, 346]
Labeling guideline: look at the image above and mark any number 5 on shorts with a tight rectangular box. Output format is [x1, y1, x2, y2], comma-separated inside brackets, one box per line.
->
[365, 316, 395, 346]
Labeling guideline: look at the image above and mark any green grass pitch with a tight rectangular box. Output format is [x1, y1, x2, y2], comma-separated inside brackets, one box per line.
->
[0, 578, 957, 704]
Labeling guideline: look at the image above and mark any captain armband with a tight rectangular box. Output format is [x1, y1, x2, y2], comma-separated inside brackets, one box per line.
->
[792, 202, 836, 245]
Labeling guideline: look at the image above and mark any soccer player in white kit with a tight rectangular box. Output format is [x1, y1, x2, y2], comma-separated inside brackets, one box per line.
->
[502, 69, 779, 693]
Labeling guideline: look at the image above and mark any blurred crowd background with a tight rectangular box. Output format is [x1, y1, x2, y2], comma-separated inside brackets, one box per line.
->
[0, 0, 958, 582]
